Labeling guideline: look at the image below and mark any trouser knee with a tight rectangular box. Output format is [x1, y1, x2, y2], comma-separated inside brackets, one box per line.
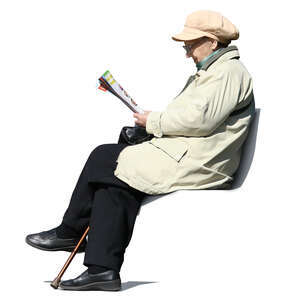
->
[86, 144, 111, 166]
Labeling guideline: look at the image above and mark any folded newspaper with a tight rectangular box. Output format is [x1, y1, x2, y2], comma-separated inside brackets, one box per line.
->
[97, 70, 145, 114]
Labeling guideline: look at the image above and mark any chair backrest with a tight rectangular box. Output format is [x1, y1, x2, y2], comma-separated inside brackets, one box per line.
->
[231, 108, 260, 189]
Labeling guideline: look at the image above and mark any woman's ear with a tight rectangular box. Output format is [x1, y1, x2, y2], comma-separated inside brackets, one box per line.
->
[211, 39, 218, 50]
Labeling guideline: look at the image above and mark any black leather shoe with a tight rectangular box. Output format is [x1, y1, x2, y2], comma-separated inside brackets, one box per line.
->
[25, 228, 86, 253]
[59, 269, 121, 291]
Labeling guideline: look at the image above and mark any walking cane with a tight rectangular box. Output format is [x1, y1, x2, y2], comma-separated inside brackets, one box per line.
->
[50, 226, 90, 289]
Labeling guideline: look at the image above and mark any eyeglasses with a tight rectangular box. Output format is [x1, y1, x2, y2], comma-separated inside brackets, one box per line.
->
[182, 38, 205, 54]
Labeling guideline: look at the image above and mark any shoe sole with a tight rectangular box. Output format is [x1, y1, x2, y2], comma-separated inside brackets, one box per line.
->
[59, 279, 121, 291]
[25, 237, 86, 253]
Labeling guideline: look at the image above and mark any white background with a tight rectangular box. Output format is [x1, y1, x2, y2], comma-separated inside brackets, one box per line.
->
[1, 0, 299, 299]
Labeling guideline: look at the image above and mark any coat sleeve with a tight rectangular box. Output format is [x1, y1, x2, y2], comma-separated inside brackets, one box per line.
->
[145, 69, 243, 137]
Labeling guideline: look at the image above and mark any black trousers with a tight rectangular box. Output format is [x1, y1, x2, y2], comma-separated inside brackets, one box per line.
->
[60, 143, 150, 273]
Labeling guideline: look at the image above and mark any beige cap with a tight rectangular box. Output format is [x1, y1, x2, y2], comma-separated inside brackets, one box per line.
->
[172, 10, 239, 44]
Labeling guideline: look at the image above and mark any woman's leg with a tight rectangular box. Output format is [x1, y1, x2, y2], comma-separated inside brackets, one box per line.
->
[83, 184, 147, 273]
[60, 143, 149, 272]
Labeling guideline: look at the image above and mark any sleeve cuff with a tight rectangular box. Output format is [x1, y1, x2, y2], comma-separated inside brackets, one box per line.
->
[146, 111, 163, 137]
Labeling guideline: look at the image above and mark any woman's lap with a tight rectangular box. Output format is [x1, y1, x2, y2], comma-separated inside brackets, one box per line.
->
[86, 143, 147, 196]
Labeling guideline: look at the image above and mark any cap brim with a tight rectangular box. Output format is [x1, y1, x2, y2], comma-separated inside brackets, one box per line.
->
[171, 33, 205, 42]
[171, 28, 218, 42]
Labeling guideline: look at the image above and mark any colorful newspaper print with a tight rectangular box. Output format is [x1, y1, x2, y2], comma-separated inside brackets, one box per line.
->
[99, 70, 144, 114]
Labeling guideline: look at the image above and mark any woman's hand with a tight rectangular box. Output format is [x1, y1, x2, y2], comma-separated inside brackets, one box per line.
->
[133, 110, 152, 127]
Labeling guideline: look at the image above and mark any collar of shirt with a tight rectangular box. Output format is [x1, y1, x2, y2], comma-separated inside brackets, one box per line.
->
[196, 48, 223, 71]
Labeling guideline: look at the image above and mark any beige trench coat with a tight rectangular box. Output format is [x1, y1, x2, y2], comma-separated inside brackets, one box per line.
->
[114, 45, 255, 195]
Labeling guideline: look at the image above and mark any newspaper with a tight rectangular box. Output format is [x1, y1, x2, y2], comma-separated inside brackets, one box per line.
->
[97, 70, 145, 114]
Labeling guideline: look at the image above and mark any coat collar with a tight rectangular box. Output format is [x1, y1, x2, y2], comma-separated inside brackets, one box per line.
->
[195, 48, 223, 71]
[196, 45, 240, 75]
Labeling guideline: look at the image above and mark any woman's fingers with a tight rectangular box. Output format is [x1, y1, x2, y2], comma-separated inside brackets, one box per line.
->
[133, 111, 151, 127]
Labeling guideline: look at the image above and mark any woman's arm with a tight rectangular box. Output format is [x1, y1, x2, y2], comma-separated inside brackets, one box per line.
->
[145, 69, 249, 138]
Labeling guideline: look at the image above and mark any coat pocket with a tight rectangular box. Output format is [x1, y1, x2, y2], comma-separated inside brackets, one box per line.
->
[149, 138, 188, 162]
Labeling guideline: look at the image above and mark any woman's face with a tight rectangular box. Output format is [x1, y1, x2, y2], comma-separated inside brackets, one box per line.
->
[184, 37, 218, 64]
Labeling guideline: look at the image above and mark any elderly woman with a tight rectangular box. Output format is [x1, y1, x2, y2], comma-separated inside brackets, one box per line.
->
[25, 10, 255, 291]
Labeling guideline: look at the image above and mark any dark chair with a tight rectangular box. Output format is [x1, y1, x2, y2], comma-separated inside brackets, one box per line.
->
[231, 108, 260, 189]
